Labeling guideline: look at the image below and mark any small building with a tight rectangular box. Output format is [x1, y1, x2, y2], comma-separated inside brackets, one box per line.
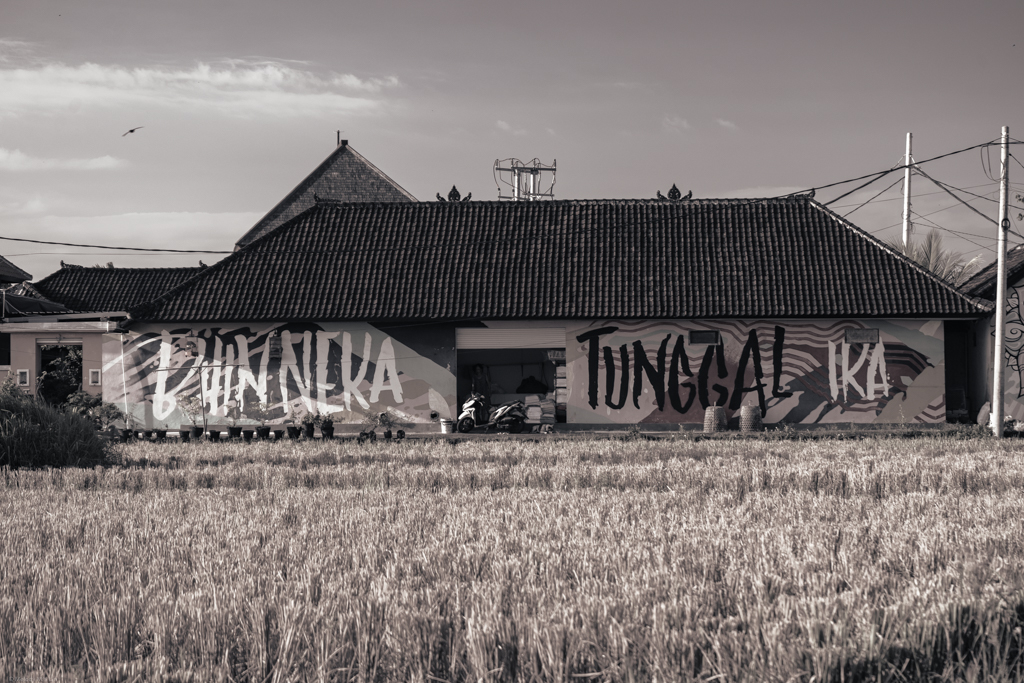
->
[111, 195, 989, 430]
[0, 264, 204, 397]
[959, 244, 1024, 424]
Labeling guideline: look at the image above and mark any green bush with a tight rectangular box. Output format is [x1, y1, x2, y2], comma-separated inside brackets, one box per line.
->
[0, 382, 110, 469]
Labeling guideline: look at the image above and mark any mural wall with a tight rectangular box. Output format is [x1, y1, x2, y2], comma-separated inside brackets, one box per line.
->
[567, 319, 946, 424]
[102, 322, 456, 429]
[996, 284, 1024, 421]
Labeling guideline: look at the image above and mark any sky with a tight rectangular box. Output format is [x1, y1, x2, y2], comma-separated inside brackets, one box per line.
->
[1, 0, 1022, 280]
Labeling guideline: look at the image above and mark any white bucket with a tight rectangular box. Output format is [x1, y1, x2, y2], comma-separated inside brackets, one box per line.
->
[440, 419, 454, 434]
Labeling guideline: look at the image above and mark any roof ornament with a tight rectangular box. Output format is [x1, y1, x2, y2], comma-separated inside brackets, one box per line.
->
[656, 184, 691, 201]
[436, 186, 471, 203]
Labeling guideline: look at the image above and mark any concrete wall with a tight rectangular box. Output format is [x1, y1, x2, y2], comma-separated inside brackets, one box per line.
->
[566, 319, 948, 425]
[109, 317, 951, 428]
[2, 329, 104, 397]
[104, 322, 457, 430]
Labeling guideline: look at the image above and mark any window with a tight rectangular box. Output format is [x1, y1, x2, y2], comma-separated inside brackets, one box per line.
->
[845, 328, 879, 344]
[16, 369, 29, 386]
[89, 369, 101, 386]
[688, 330, 721, 346]
[0, 332, 9, 366]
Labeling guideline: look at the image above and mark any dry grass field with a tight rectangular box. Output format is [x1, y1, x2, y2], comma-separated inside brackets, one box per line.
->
[2, 434, 1023, 682]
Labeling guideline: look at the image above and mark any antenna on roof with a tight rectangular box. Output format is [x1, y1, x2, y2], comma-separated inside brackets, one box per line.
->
[494, 158, 556, 200]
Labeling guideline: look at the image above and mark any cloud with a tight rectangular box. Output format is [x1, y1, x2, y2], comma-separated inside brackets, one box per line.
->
[0, 148, 125, 171]
[662, 115, 691, 133]
[496, 120, 527, 136]
[0, 39, 34, 64]
[717, 118, 738, 130]
[332, 74, 400, 92]
[0, 59, 397, 119]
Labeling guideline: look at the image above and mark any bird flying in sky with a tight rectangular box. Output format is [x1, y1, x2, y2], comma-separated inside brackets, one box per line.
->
[122, 126, 144, 136]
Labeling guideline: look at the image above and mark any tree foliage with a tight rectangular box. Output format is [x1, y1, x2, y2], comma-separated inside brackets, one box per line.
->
[886, 229, 983, 287]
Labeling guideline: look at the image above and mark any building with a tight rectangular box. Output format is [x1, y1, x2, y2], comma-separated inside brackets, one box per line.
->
[109, 195, 989, 430]
[1, 138, 415, 402]
[234, 139, 416, 250]
[0, 264, 205, 396]
[958, 244, 1024, 424]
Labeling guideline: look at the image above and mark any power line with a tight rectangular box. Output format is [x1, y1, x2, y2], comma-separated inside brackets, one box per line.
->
[841, 177, 904, 218]
[0, 138, 1019, 258]
[0, 235, 232, 254]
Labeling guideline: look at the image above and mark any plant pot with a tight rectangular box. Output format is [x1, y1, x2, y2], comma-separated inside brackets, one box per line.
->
[273, 429, 286, 441]
[255, 426, 271, 440]
[228, 426, 242, 439]
[287, 426, 303, 440]
[303, 423, 315, 439]
[190, 426, 204, 439]
[154, 430, 167, 442]
[242, 430, 254, 443]
[320, 424, 334, 439]
[207, 430, 221, 442]
[383, 429, 393, 440]
[178, 430, 191, 442]
[143, 430, 154, 440]
[120, 429, 132, 443]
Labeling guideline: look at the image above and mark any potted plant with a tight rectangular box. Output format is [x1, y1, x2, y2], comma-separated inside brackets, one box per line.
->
[318, 412, 335, 439]
[301, 411, 317, 439]
[179, 395, 205, 440]
[225, 405, 243, 440]
[358, 409, 405, 443]
[286, 423, 303, 440]
[246, 402, 273, 440]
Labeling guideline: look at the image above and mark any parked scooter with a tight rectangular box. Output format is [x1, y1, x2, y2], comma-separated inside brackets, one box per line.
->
[457, 392, 526, 433]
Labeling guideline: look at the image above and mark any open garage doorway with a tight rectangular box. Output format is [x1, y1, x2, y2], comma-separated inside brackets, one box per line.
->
[456, 327, 567, 425]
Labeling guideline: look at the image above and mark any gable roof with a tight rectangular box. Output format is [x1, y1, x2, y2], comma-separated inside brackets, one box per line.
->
[0, 255, 31, 283]
[33, 263, 206, 313]
[959, 244, 1024, 301]
[234, 141, 416, 249]
[133, 196, 991, 324]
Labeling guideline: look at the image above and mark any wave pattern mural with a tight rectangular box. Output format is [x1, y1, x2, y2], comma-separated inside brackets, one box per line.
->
[566, 320, 944, 425]
[103, 322, 456, 429]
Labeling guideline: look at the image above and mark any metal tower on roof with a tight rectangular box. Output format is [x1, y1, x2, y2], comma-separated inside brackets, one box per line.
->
[494, 158, 556, 201]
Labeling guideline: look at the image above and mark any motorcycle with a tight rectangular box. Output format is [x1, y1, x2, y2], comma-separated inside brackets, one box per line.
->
[457, 392, 526, 433]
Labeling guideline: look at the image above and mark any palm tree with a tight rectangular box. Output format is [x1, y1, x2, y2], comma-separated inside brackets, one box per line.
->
[886, 230, 984, 287]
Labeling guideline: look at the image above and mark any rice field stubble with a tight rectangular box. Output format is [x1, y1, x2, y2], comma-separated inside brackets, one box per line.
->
[1, 436, 1023, 682]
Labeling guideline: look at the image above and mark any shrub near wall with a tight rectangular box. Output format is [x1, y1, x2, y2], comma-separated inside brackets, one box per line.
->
[0, 386, 109, 469]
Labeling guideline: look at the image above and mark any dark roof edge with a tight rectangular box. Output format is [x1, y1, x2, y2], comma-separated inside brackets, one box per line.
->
[130, 203, 328, 321]
[808, 200, 994, 315]
[233, 142, 417, 249]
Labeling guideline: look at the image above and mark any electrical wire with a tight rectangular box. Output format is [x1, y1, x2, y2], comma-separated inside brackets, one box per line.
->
[0, 235, 231, 253]
[1, 138, 1020, 258]
[908, 211, 995, 253]
[841, 177, 903, 218]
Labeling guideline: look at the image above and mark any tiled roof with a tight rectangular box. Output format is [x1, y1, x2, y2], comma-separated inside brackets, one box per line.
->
[959, 244, 1024, 300]
[33, 263, 206, 313]
[234, 141, 416, 249]
[132, 196, 992, 323]
[3, 293, 69, 316]
[0, 255, 31, 283]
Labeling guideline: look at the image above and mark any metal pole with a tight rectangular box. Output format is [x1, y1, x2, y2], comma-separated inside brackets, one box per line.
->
[992, 126, 1010, 436]
[902, 132, 913, 248]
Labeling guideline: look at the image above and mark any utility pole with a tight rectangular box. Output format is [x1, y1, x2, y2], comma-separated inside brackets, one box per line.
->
[902, 132, 913, 248]
[992, 126, 1010, 437]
